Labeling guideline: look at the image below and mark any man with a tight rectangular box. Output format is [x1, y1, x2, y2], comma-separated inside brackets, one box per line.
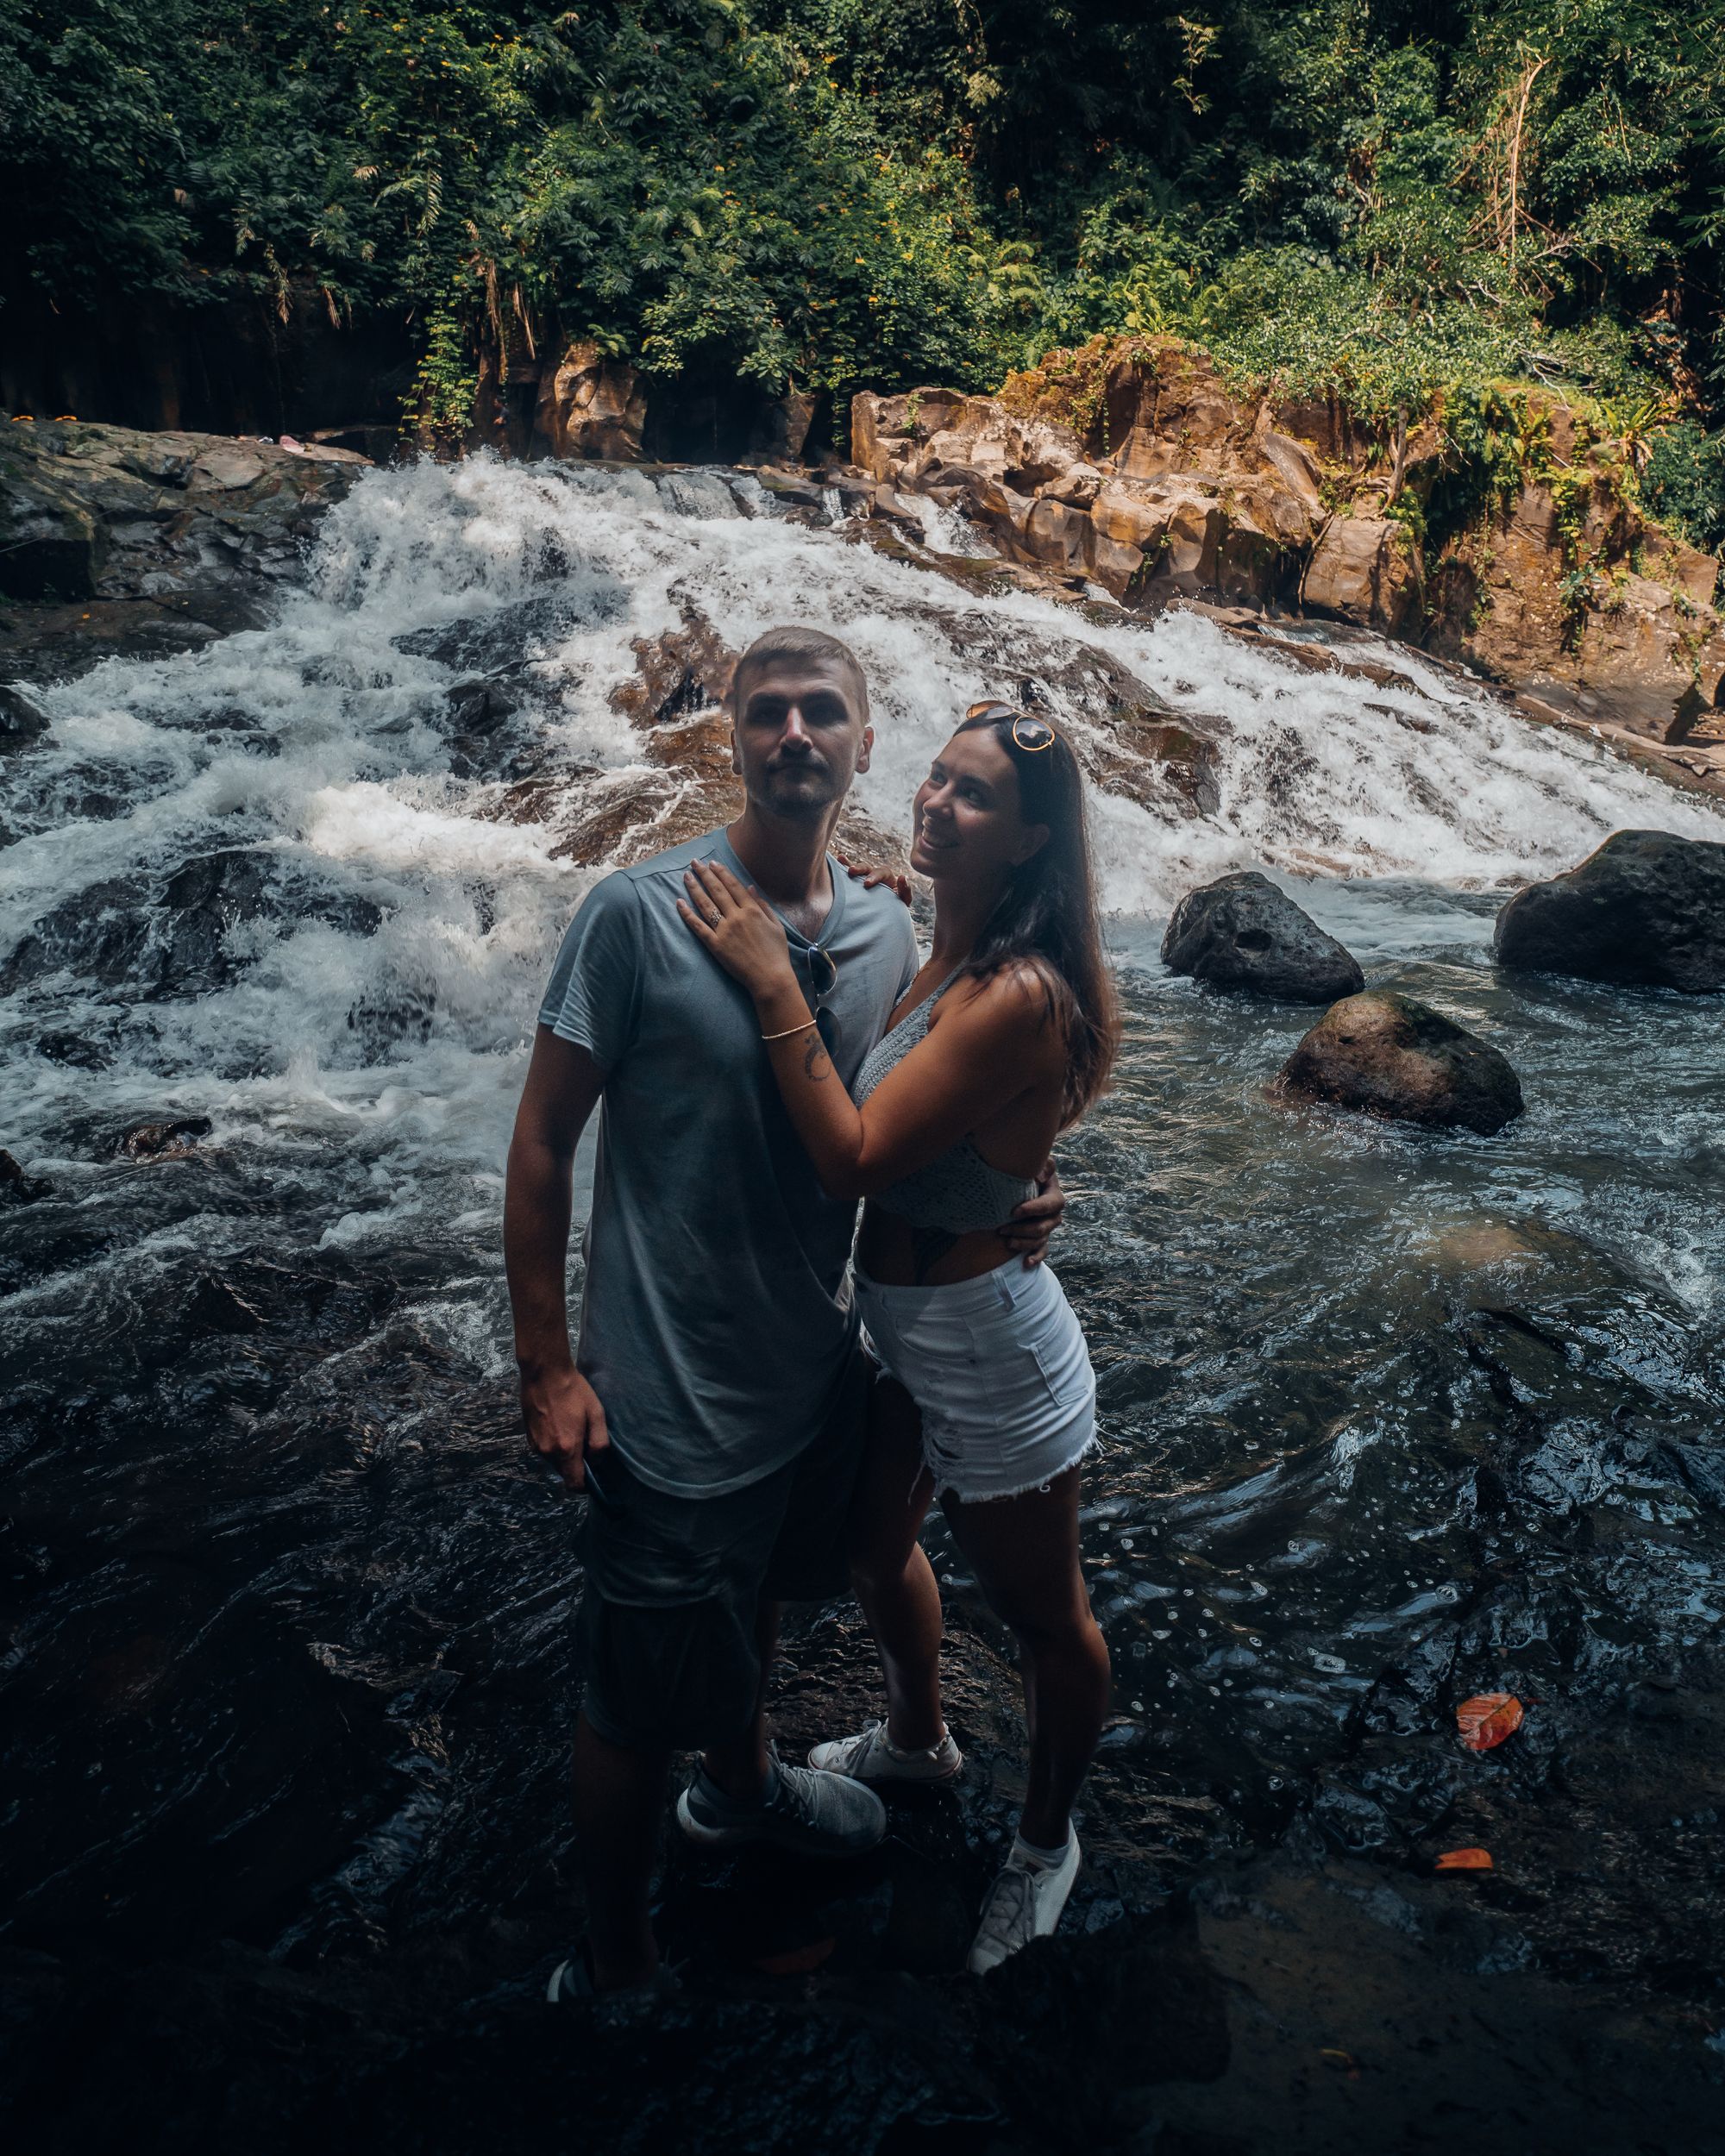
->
[505, 625, 1062, 1995]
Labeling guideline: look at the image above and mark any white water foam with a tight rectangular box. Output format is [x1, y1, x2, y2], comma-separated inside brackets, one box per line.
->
[3, 452, 1720, 1170]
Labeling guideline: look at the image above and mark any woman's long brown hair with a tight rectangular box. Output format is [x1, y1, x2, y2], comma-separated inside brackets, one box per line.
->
[950, 707, 1120, 1124]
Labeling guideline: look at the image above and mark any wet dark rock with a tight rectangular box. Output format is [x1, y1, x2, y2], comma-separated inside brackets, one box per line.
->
[185, 1273, 266, 1334]
[445, 675, 518, 734]
[975, 1903, 1231, 2146]
[0, 873, 151, 993]
[392, 586, 626, 676]
[1493, 828, 1725, 992]
[111, 1116, 213, 1160]
[0, 1150, 54, 1205]
[347, 989, 436, 1062]
[0, 421, 369, 687]
[1162, 871, 1365, 1003]
[0, 681, 53, 749]
[36, 1030, 110, 1070]
[0, 848, 384, 1001]
[154, 852, 383, 999]
[1278, 991, 1525, 1134]
[753, 468, 825, 510]
[41, 768, 130, 820]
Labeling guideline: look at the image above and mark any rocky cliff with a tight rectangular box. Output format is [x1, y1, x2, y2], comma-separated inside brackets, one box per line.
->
[0, 421, 370, 690]
[850, 339, 1725, 769]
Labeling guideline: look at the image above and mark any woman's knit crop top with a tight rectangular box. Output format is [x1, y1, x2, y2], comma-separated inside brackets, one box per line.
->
[850, 974, 1039, 1234]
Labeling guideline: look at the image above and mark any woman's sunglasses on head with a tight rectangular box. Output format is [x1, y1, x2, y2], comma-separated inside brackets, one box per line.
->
[964, 699, 1057, 754]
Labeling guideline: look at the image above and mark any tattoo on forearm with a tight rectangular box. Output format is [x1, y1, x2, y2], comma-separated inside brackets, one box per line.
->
[801, 1034, 831, 1082]
[911, 1227, 959, 1283]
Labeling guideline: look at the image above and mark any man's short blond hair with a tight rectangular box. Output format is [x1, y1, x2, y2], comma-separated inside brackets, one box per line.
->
[731, 625, 869, 724]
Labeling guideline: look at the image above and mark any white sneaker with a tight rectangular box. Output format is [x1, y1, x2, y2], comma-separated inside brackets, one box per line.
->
[966, 1831, 1081, 1973]
[807, 1719, 963, 1784]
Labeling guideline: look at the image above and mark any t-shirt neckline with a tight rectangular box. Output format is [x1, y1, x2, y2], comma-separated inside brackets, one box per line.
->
[712, 830, 846, 953]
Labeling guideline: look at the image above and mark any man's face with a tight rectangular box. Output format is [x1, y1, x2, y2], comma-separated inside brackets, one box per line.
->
[731, 657, 873, 823]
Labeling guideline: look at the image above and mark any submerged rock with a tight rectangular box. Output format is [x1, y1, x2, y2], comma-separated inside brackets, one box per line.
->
[36, 1030, 110, 1070]
[112, 1117, 213, 1160]
[0, 1149, 54, 1204]
[1162, 871, 1364, 1002]
[0, 682, 53, 749]
[185, 1272, 266, 1333]
[1278, 991, 1525, 1134]
[1493, 829, 1725, 993]
[2, 849, 385, 1000]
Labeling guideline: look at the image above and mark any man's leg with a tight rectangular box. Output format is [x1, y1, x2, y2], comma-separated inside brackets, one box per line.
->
[700, 1598, 780, 1801]
[676, 1586, 887, 1856]
[573, 1709, 670, 1990]
[673, 1372, 887, 1855]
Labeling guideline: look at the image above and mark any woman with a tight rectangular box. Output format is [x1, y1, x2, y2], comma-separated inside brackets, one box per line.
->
[677, 699, 1120, 1973]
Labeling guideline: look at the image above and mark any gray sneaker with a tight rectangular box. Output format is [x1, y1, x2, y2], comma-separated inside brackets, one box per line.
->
[808, 1720, 963, 1784]
[676, 1753, 887, 1858]
[967, 1832, 1082, 1974]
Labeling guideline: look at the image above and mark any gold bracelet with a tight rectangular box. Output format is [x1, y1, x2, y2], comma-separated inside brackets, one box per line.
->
[761, 1018, 820, 1043]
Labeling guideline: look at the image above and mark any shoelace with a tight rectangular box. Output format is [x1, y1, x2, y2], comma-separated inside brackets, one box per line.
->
[841, 1720, 946, 1770]
[838, 1721, 890, 1771]
[764, 1758, 824, 1817]
[973, 1865, 1038, 1954]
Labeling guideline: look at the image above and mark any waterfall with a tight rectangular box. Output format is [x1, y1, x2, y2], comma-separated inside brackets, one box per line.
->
[3, 448, 1722, 1227]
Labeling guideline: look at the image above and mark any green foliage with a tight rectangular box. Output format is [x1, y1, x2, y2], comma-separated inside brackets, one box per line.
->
[1642, 422, 1725, 555]
[4, 0, 1725, 474]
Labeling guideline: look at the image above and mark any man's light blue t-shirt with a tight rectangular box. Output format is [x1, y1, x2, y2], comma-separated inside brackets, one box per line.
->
[537, 828, 919, 1498]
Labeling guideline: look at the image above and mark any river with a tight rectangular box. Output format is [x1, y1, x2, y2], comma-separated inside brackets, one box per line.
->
[3, 455, 1722, 2148]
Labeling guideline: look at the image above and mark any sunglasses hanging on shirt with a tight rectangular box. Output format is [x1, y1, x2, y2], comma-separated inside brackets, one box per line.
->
[805, 941, 840, 1056]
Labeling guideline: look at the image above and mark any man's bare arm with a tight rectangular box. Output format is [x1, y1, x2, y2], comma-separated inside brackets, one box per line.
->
[504, 1028, 608, 1489]
[1000, 1159, 1065, 1269]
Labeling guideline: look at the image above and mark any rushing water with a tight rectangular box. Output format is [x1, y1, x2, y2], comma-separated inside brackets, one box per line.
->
[3, 457, 1723, 2004]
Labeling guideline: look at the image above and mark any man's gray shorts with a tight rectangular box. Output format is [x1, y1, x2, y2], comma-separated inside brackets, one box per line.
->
[576, 1350, 869, 1752]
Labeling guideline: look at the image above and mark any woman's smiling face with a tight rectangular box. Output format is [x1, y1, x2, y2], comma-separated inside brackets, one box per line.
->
[910, 726, 1049, 887]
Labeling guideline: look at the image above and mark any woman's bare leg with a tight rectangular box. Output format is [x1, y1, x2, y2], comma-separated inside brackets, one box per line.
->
[848, 1376, 944, 1751]
[944, 1462, 1108, 1847]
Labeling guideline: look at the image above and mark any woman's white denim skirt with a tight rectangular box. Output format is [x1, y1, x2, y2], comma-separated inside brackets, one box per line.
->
[855, 1257, 1096, 1503]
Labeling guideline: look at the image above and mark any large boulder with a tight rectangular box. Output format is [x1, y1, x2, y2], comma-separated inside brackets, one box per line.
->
[1301, 513, 1422, 635]
[0, 420, 369, 684]
[1492, 829, 1725, 992]
[532, 342, 648, 461]
[1278, 992, 1525, 1135]
[0, 470, 108, 599]
[1162, 871, 1364, 1003]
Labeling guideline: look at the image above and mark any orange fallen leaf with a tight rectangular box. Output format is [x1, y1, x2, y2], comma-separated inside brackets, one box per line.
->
[1434, 1846, 1494, 1871]
[1457, 1693, 1523, 1751]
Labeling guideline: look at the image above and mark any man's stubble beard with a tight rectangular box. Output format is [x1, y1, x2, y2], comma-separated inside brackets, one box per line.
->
[756, 762, 851, 824]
